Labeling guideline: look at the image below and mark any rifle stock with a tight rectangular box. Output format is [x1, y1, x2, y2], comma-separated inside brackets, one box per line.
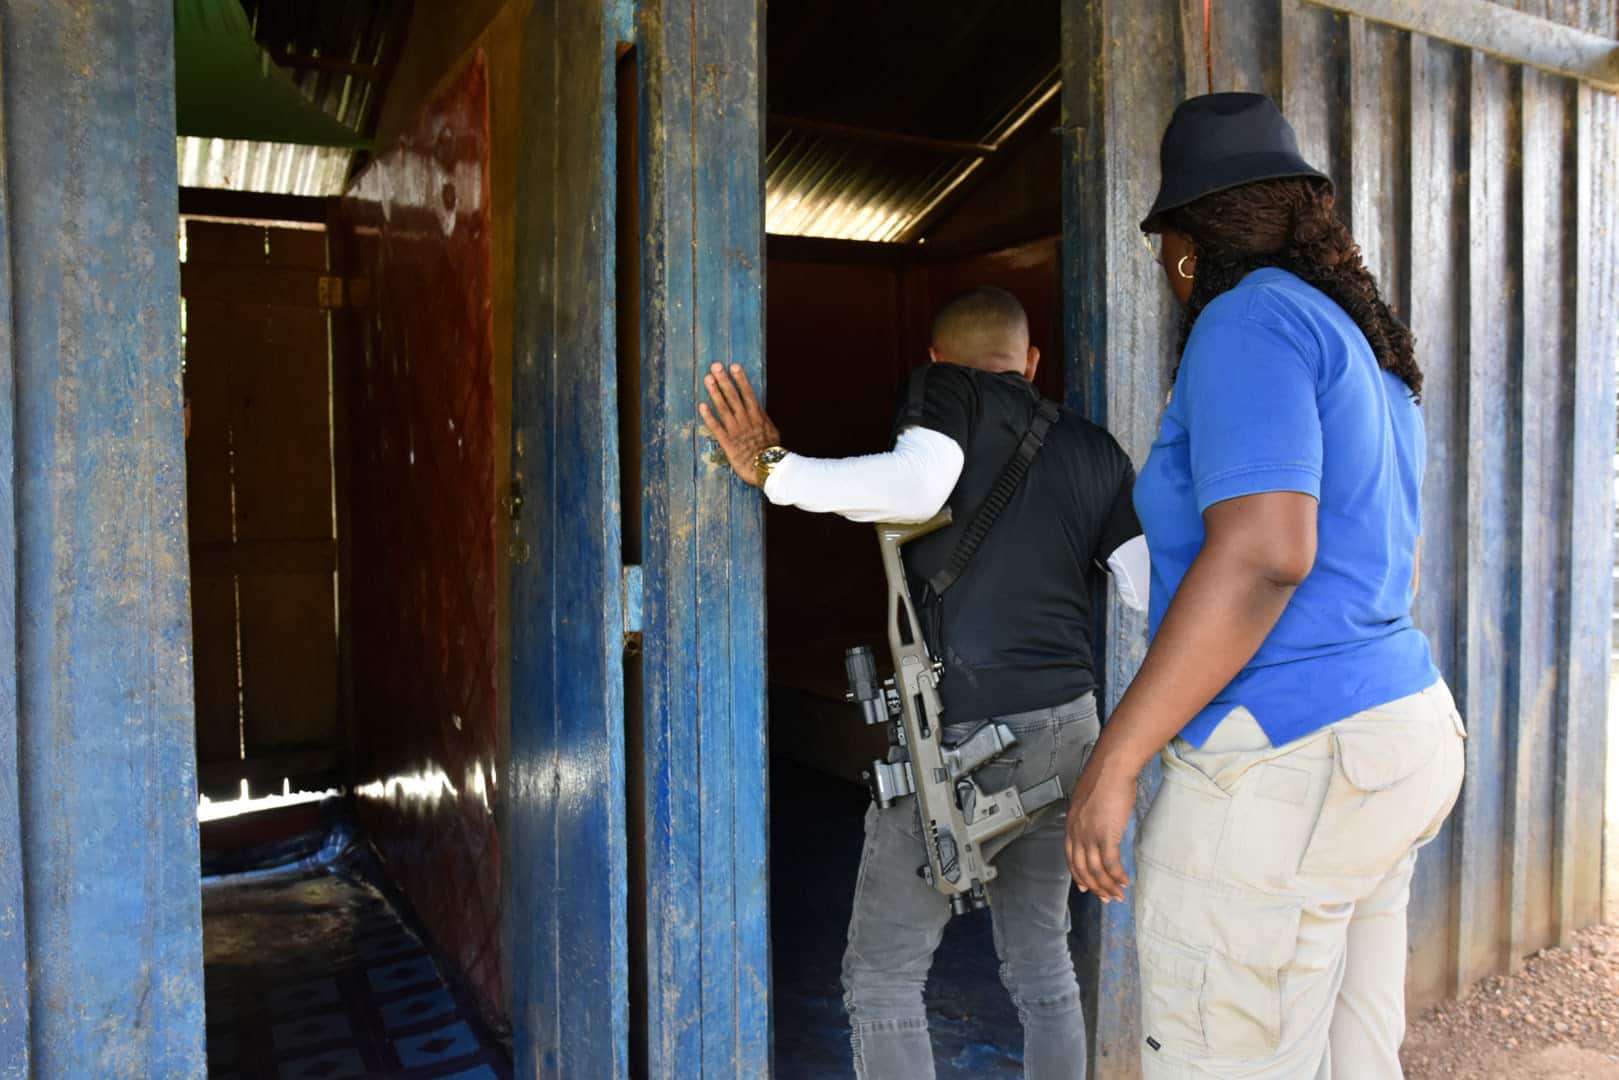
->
[846, 510, 1065, 915]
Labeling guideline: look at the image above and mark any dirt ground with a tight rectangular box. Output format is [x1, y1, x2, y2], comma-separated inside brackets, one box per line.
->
[1402, 924, 1619, 1079]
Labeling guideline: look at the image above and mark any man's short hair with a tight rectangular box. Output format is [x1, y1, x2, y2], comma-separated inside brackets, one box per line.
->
[930, 286, 1029, 367]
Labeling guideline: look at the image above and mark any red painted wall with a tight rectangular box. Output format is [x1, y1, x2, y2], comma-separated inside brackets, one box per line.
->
[339, 54, 503, 1016]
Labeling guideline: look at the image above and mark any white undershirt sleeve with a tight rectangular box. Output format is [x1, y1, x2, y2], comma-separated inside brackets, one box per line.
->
[1105, 534, 1150, 613]
[761, 426, 964, 524]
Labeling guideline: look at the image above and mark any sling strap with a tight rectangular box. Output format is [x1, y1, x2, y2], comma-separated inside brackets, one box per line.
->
[927, 398, 1061, 596]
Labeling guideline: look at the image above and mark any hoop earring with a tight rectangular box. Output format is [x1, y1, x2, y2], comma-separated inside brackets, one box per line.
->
[1177, 254, 1195, 280]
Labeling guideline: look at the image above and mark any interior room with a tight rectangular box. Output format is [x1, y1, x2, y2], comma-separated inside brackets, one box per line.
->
[759, 2, 1070, 1073]
[177, 1, 517, 1077]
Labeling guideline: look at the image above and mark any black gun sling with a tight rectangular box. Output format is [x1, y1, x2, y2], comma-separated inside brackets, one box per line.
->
[927, 398, 1061, 596]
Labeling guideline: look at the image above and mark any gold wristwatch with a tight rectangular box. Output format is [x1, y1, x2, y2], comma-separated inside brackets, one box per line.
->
[754, 445, 789, 487]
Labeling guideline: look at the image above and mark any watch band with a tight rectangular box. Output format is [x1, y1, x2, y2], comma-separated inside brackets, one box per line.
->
[754, 445, 789, 487]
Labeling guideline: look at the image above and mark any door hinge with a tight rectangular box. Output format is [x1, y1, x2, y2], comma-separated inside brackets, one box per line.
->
[317, 276, 371, 309]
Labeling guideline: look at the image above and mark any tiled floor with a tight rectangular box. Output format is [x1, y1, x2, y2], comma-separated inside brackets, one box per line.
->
[203, 843, 511, 1080]
[204, 768, 1072, 1078]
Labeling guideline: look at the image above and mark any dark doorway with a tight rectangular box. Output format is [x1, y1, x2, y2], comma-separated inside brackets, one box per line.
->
[184, 219, 343, 804]
[762, 2, 1067, 1074]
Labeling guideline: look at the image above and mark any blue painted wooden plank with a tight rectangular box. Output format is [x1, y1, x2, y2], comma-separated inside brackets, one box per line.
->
[4, 2, 204, 1075]
[692, 1, 767, 1072]
[639, 0, 770, 1071]
[507, 3, 563, 1069]
[623, 565, 644, 634]
[638, 0, 707, 1072]
[508, 0, 629, 1073]
[1561, 83, 1617, 938]
[1404, 31, 1468, 1007]
[690, 3, 741, 1065]
[0, 27, 28, 1078]
[709, 2, 772, 1071]
[556, 0, 629, 1070]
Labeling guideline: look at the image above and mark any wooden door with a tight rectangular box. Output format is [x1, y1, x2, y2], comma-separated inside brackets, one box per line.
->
[182, 220, 340, 799]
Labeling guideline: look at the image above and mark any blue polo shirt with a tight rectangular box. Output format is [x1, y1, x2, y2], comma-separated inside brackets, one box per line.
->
[1134, 267, 1438, 748]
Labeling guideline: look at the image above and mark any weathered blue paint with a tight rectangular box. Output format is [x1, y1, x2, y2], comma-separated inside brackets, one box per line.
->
[0, 30, 27, 1078]
[639, 0, 706, 1068]
[623, 565, 645, 635]
[507, 0, 629, 1073]
[1059, 1, 1616, 1072]
[638, 0, 770, 1072]
[2, 2, 204, 1076]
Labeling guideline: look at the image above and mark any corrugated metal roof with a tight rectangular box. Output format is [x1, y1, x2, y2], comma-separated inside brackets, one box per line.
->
[177, 137, 354, 196]
[182, 0, 409, 196]
[763, 1, 1061, 242]
[764, 70, 1059, 242]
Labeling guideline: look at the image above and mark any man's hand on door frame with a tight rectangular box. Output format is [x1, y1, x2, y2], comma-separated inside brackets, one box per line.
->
[699, 363, 782, 488]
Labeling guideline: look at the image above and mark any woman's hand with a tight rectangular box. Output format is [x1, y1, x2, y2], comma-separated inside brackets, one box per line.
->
[1065, 751, 1139, 903]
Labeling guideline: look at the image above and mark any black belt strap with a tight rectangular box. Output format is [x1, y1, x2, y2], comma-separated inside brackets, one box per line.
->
[927, 399, 1060, 595]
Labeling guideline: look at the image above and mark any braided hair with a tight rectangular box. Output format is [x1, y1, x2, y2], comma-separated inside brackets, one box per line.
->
[1162, 178, 1422, 400]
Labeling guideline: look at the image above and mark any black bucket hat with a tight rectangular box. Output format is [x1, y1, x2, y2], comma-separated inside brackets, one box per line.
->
[1140, 92, 1330, 233]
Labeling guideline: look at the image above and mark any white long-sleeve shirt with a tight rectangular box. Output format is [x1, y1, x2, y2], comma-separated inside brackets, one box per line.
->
[763, 426, 1149, 611]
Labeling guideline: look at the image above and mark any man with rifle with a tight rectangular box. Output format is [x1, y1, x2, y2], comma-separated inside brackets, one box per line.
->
[701, 286, 1145, 1079]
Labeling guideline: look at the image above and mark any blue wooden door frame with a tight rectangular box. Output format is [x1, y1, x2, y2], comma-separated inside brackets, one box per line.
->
[506, 0, 769, 1075]
[507, 0, 631, 1075]
[1, 2, 206, 1076]
[636, 0, 770, 1074]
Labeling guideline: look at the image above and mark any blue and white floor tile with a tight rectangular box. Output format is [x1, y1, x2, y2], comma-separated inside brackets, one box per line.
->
[203, 853, 510, 1079]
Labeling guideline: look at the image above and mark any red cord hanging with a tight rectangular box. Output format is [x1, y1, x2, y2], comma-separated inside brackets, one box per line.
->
[1204, 0, 1215, 93]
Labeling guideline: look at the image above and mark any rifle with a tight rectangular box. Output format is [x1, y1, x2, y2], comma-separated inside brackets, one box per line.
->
[844, 509, 1067, 915]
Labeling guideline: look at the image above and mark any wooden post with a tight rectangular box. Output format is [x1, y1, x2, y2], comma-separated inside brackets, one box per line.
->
[1061, 1, 1182, 1074]
[1, 1, 204, 1074]
[507, 0, 630, 1074]
[638, 0, 770, 1074]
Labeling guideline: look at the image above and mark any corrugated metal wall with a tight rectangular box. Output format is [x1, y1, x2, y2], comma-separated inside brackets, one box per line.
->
[1065, 0, 1618, 1071]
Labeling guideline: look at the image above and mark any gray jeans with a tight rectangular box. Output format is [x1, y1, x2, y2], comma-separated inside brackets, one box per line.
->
[842, 692, 1099, 1080]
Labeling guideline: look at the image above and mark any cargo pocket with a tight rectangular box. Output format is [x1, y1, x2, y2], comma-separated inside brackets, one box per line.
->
[1135, 866, 1302, 1060]
[1298, 709, 1442, 878]
[1137, 741, 1231, 882]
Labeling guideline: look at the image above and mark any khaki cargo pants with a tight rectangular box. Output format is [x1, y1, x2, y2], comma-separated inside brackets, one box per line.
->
[1134, 681, 1466, 1078]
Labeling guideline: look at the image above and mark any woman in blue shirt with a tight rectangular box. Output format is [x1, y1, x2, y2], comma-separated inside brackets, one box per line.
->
[1065, 94, 1465, 1076]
